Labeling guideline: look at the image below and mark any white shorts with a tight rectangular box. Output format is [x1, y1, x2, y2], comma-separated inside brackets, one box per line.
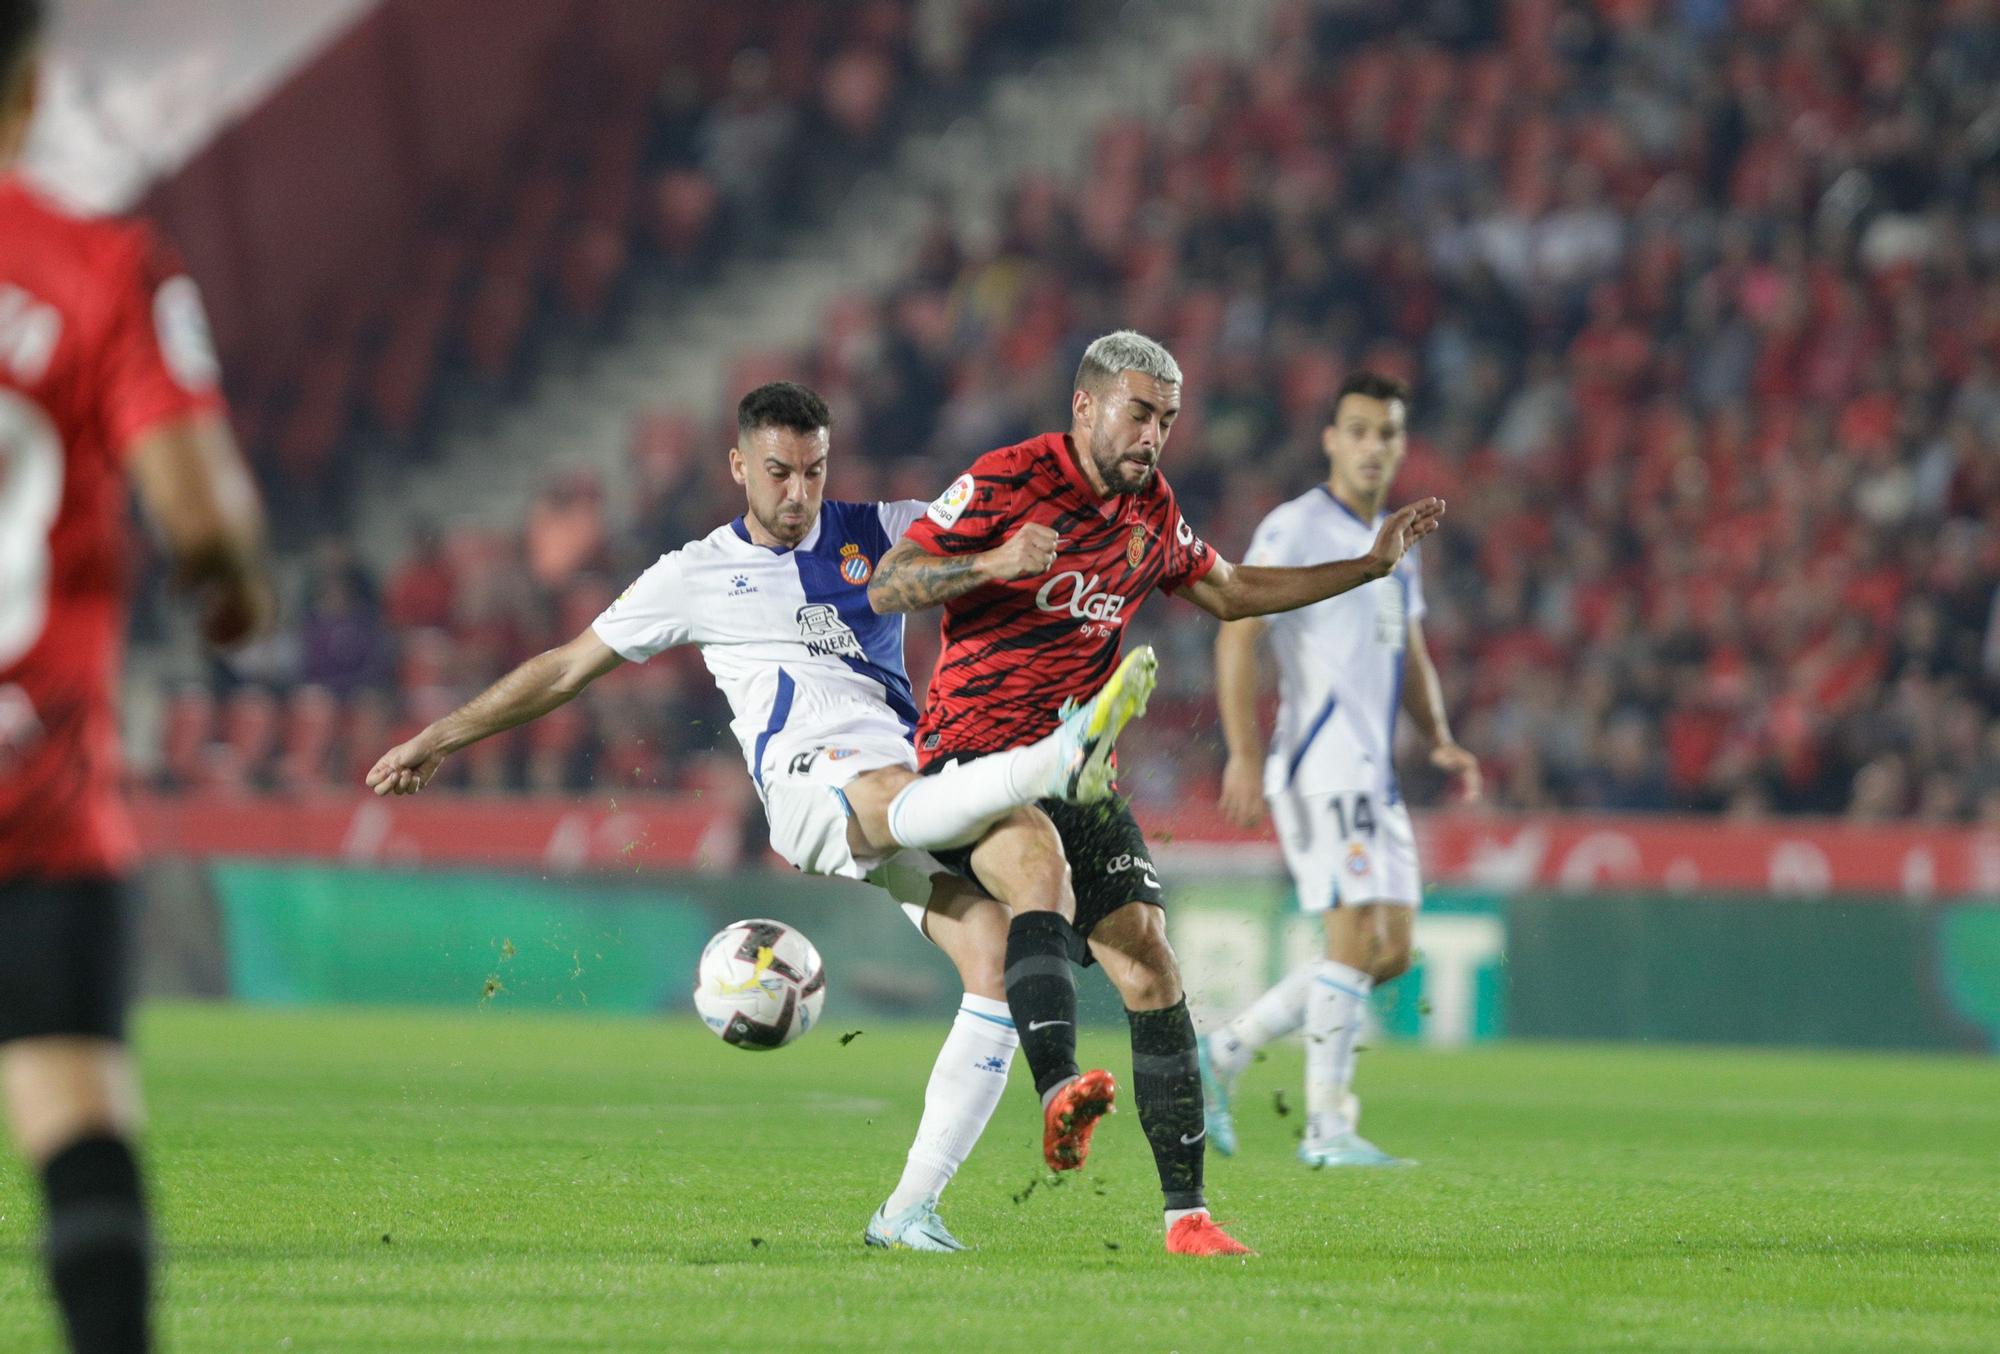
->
[757, 729, 941, 934]
[1267, 786, 1422, 913]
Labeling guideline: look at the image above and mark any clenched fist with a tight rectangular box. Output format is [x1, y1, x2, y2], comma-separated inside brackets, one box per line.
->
[366, 734, 445, 796]
[980, 522, 1060, 582]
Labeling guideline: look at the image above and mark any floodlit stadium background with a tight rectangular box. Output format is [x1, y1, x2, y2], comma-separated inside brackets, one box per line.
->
[31, 0, 2000, 1050]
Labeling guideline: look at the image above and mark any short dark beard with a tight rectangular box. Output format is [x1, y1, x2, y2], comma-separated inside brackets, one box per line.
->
[754, 505, 813, 546]
[1089, 416, 1152, 495]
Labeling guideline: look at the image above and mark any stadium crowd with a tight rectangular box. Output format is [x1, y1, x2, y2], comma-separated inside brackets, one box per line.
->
[145, 0, 2000, 824]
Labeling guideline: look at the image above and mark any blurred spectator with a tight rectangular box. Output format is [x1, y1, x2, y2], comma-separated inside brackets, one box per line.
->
[297, 572, 391, 697]
[699, 49, 797, 244]
[385, 521, 456, 631]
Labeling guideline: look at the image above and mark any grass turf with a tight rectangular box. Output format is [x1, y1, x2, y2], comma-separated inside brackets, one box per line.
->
[1, 1004, 1996, 1352]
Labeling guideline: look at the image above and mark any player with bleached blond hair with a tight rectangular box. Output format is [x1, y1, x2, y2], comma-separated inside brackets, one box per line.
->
[871, 332, 1443, 1253]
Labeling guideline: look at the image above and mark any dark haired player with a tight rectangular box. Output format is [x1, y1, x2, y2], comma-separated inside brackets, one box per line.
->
[1203, 371, 1482, 1169]
[1, 3, 274, 1348]
[370, 381, 1156, 1253]
[871, 330, 1442, 1255]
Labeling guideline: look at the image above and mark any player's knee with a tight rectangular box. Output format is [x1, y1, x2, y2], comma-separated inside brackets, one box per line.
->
[1111, 942, 1181, 1010]
[1124, 964, 1181, 1010]
[2, 1041, 139, 1165]
[988, 808, 1075, 917]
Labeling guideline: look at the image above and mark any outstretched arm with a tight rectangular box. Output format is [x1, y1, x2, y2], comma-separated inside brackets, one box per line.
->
[868, 522, 1061, 613]
[1178, 497, 1444, 621]
[365, 628, 624, 794]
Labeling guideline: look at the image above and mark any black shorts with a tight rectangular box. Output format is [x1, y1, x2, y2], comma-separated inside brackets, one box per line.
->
[922, 755, 1164, 966]
[0, 877, 134, 1044]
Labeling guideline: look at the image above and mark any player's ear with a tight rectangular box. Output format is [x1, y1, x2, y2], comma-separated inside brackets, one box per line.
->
[727, 446, 749, 487]
[1071, 386, 1093, 426]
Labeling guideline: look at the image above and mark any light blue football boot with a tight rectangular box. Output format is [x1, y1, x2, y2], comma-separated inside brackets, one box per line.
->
[864, 1199, 967, 1253]
[1196, 1032, 1239, 1158]
[1297, 1130, 1415, 1168]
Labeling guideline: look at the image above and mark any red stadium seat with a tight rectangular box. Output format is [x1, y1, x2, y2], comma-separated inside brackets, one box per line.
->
[275, 686, 342, 791]
[159, 688, 215, 789]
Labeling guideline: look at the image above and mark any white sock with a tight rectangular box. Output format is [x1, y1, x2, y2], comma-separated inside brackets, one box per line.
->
[1209, 966, 1314, 1084]
[1305, 960, 1372, 1144]
[885, 739, 1063, 850]
[1164, 1206, 1209, 1233]
[882, 994, 1018, 1215]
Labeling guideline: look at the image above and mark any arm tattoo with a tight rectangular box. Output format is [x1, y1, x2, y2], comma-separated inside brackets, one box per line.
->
[868, 541, 987, 613]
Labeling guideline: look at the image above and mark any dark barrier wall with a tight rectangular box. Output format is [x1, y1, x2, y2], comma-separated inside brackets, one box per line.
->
[1505, 893, 1995, 1052]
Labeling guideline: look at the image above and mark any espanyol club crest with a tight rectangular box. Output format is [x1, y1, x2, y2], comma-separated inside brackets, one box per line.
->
[839, 543, 873, 585]
[1345, 843, 1372, 877]
[1127, 525, 1147, 569]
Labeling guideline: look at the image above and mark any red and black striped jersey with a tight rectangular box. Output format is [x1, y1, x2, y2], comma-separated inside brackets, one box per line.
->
[0, 176, 225, 880]
[904, 431, 1215, 763]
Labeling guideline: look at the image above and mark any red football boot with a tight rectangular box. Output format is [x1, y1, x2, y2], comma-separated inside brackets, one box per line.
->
[1042, 1068, 1117, 1170]
[1165, 1213, 1255, 1257]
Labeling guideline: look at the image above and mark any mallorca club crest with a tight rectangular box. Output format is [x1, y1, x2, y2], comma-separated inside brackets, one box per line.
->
[839, 543, 873, 585]
[1126, 525, 1148, 569]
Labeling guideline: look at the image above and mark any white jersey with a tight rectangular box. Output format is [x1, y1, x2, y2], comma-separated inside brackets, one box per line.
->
[1246, 486, 1426, 802]
[591, 499, 928, 789]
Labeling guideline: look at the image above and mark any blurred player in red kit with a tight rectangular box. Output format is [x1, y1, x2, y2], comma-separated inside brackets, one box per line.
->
[1, 3, 271, 1349]
[870, 330, 1440, 1255]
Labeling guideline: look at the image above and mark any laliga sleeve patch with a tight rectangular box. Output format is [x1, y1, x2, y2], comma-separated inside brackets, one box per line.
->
[154, 276, 221, 392]
[927, 473, 976, 528]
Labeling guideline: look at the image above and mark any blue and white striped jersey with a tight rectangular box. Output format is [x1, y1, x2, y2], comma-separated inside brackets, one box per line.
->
[592, 499, 928, 786]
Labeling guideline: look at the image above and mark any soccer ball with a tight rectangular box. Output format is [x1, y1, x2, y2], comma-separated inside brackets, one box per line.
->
[693, 918, 826, 1050]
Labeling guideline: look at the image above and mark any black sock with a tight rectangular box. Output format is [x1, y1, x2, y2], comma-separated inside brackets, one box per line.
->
[1127, 999, 1206, 1211]
[1004, 911, 1080, 1097]
[41, 1135, 151, 1354]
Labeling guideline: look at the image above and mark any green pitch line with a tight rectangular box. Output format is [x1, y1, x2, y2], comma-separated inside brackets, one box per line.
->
[1, 1005, 1996, 1352]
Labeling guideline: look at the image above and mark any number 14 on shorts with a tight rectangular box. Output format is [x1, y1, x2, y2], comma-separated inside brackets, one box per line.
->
[1329, 792, 1377, 839]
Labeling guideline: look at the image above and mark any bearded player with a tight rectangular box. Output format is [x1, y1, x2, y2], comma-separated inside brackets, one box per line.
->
[1, 4, 274, 1349]
[368, 381, 1156, 1254]
[1202, 371, 1482, 1168]
[870, 331, 1442, 1255]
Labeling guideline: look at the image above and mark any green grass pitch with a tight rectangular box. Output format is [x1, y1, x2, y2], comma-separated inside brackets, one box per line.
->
[1, 1004, 1996, 1351]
